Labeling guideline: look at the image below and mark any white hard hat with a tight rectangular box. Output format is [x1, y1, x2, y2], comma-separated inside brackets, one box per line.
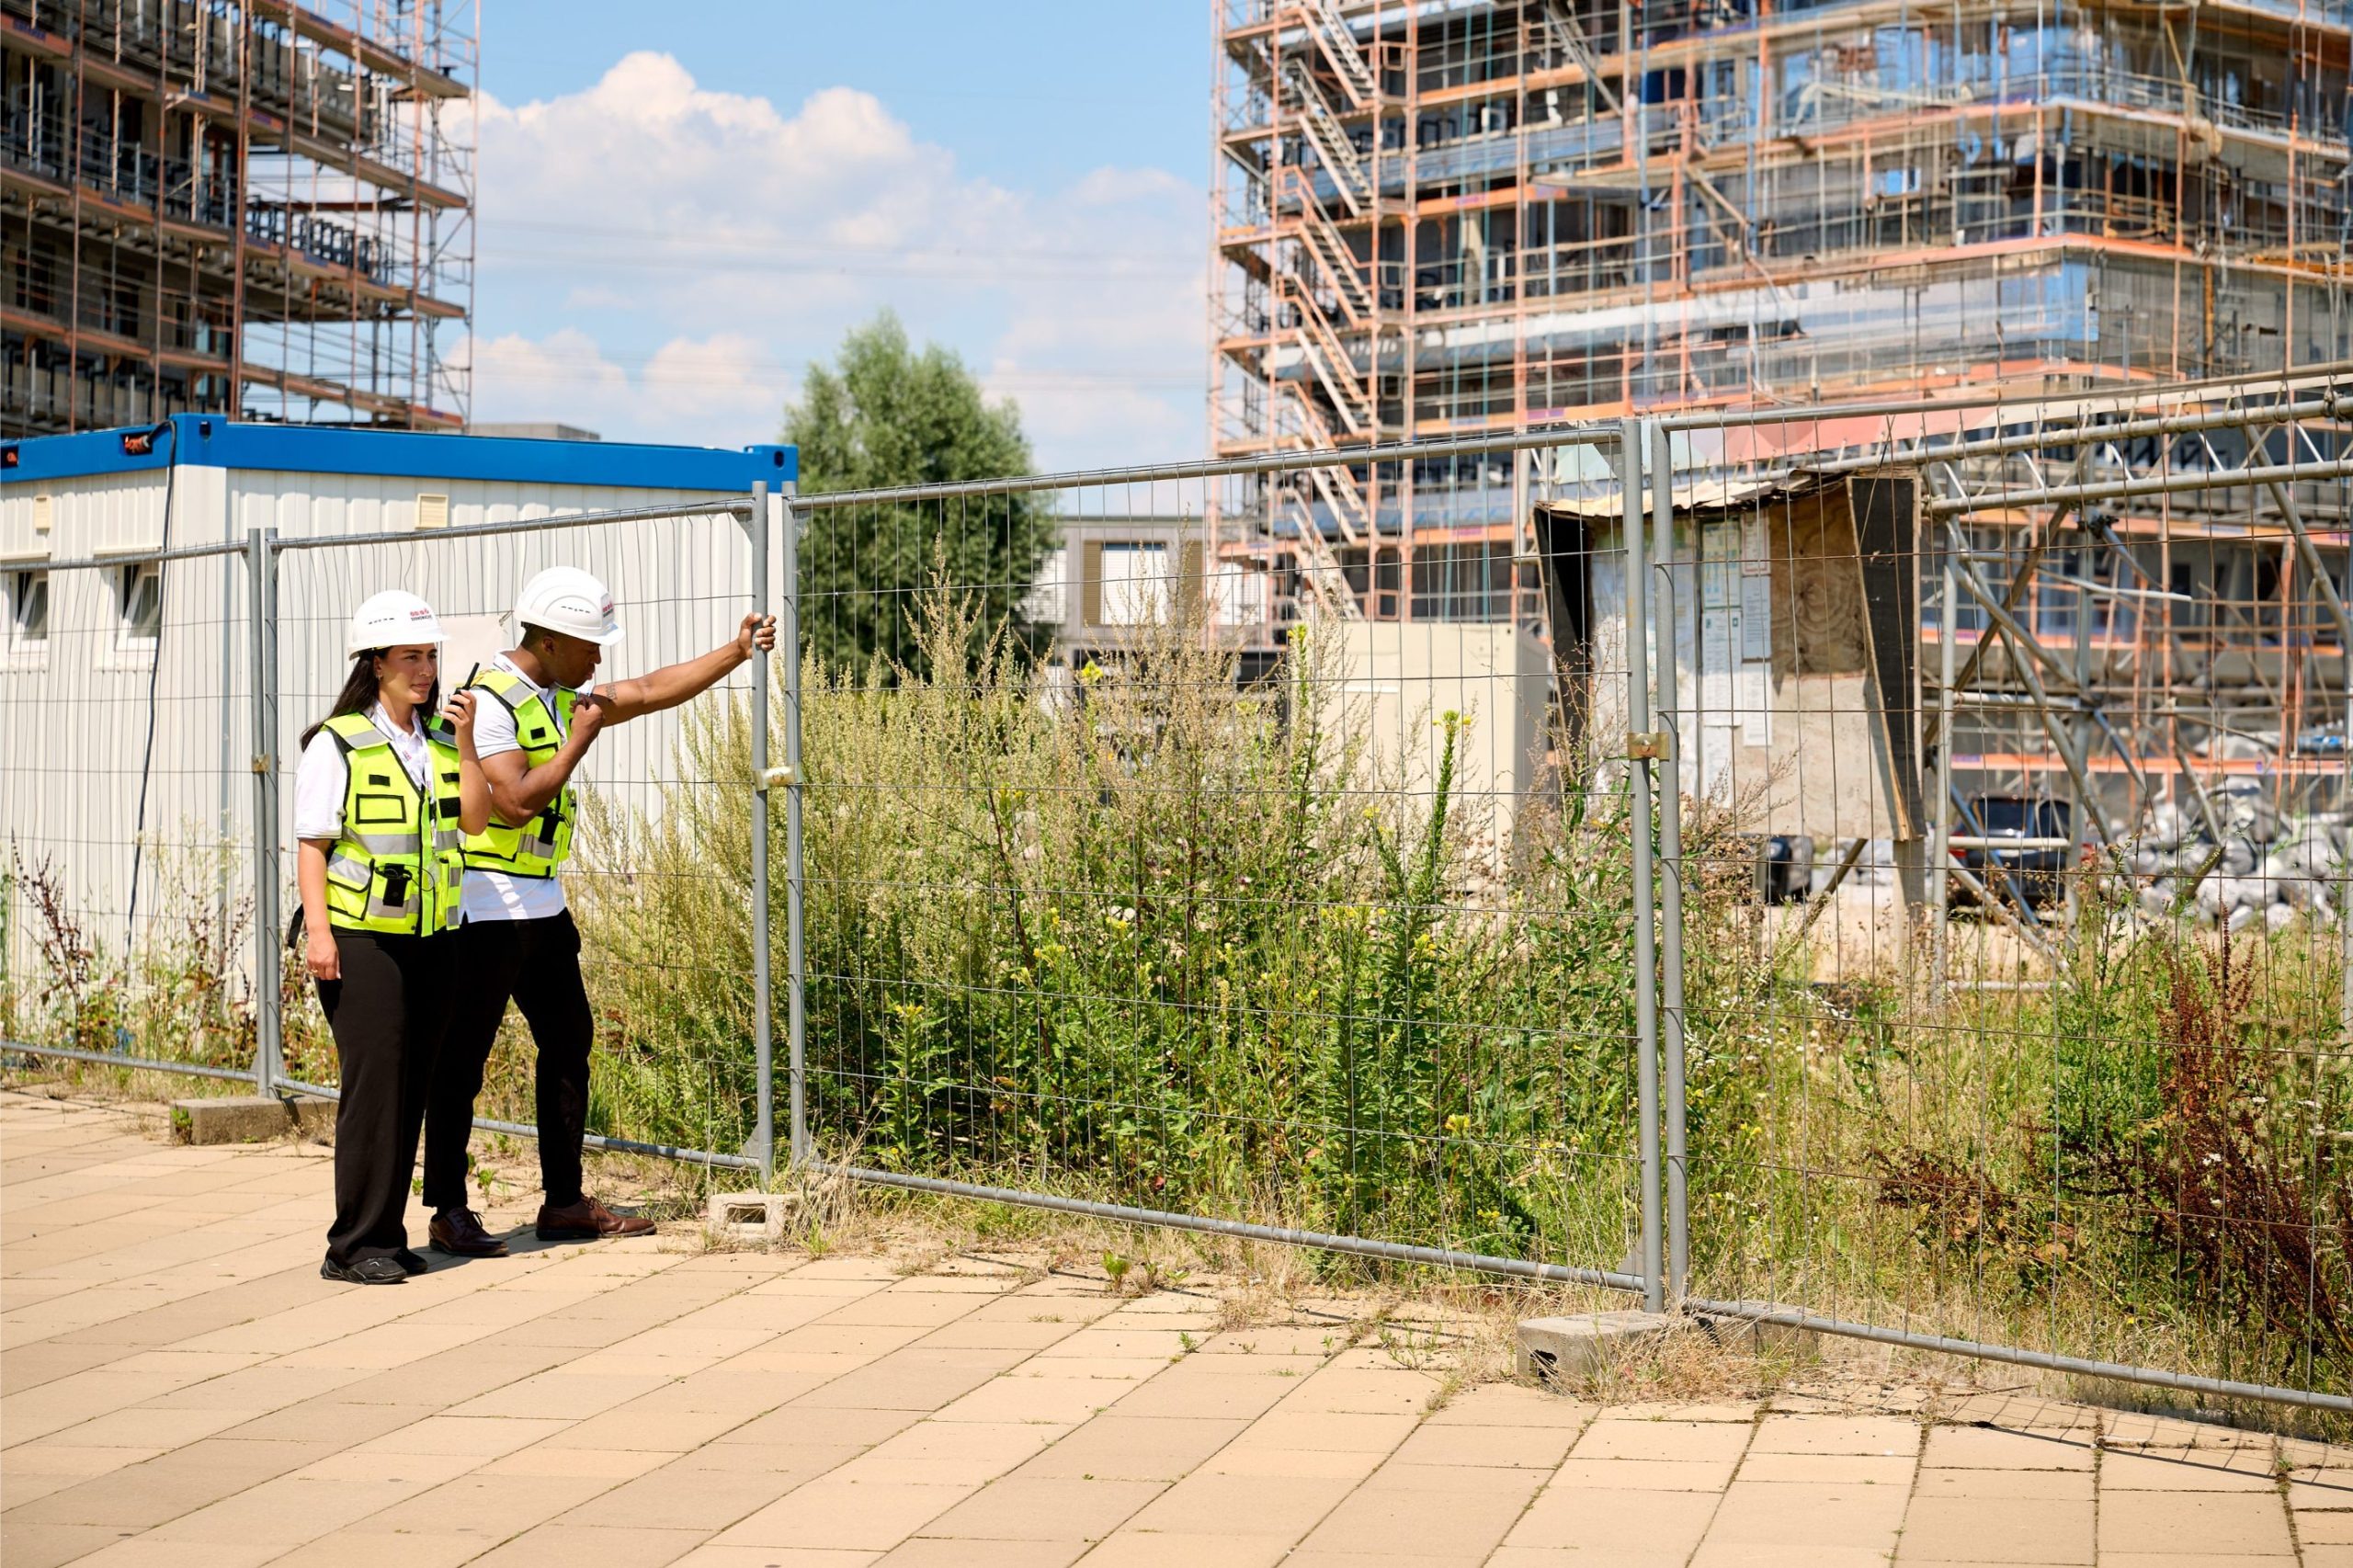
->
[347, 590, 445, 656]
[513, 566, 624, 647]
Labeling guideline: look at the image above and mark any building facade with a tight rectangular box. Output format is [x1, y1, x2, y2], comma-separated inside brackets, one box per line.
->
[1210, 0, 2353, 626]
[3, 0, 474, 436]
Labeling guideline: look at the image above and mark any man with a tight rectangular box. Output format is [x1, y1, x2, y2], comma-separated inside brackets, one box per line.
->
[422, 566, 775, 1256]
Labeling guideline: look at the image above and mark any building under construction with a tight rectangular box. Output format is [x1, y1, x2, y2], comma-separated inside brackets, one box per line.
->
[1211, 0, 2352, 818]
[2, 0, 473, 435]
[1211, 0, 2351, 589]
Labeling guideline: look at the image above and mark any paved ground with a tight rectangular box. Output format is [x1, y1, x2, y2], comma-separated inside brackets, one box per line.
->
[6, 1091, 2353, 1567]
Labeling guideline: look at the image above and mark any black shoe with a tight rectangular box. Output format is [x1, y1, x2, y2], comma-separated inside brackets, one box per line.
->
[321, 1256, 408, 1285]
[395, 1247, 428, 1276]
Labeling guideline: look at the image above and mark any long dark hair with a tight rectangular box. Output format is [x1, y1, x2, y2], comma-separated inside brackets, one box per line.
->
[301, 651, 442, 747]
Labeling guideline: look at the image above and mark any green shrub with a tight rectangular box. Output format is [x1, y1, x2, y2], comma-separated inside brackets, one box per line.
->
[566, 582, 2353, 1398]
[6, 841, 262, 1074]
[573, 589, 1666, 1267]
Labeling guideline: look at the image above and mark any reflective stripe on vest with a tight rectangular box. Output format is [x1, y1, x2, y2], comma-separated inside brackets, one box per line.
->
[321, 712, 464, 936]
[460, 668, 576, 879]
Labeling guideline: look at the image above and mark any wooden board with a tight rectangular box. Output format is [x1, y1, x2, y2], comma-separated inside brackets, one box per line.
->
[1713, 475, 1925, 843]
[1849, 472, 1924, 840]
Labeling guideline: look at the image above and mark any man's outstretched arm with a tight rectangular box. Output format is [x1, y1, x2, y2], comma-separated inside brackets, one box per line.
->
[591, 614, 777, 725]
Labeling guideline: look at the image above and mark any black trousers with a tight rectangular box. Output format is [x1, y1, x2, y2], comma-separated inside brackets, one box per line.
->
[316, 930, 453, 1267]
[425, 910, 595, 1213]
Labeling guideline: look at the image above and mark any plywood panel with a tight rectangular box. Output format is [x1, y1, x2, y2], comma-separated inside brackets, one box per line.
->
[1849, 472, 1924, 839]
[1739, 483, 1907, 842]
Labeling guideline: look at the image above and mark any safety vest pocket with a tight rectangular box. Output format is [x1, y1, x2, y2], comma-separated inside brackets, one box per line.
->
[352, 791, 409, 826]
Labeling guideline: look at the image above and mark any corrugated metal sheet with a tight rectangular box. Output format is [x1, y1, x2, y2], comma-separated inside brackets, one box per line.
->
[4, 458, 790, 984]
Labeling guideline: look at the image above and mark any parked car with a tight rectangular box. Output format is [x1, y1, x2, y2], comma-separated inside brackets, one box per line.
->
[1950, 795, 2075, 911]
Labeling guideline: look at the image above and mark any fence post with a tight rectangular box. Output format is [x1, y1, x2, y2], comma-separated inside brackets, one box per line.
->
[1621, 418, 1665, 1315]
[778, 488, 810, 1169]
[1930, 545, 1958, 1004]
[1646, 419, 1688, 1303]
[245, 528, 282, 1097]
[747, 483, 775, 1186]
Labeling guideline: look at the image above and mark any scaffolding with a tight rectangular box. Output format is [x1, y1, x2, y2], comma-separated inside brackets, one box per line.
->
[1209, 0, 2353, 624]
[2, 0, 476, 434]
[1654, 372, 2352, 890]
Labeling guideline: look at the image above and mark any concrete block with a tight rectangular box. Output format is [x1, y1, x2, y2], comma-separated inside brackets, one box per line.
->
[1690, 1301, 1824, 1361]
[1518, 1310, 1680, 1386]
[170, 1096, 332, 1145]
[707, 1190, 798, 1244]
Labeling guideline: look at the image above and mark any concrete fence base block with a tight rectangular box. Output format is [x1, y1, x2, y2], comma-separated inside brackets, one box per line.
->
[1518, 1310, 1682, 1386]
[171, 1096, 332, 1145]
[1691, 1301, 1824, 1360]
[707, 1191, 798, 1244]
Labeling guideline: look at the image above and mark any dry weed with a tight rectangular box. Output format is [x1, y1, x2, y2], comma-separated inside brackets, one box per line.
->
[1568, 1322, 1816, 1406]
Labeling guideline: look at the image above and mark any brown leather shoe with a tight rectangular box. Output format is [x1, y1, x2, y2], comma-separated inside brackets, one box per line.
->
[535, 1195, 655, 1242]
[428, 1208, 509, 1257]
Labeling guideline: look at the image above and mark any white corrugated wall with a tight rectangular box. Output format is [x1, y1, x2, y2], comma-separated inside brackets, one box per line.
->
[3, 465, 790, 1014]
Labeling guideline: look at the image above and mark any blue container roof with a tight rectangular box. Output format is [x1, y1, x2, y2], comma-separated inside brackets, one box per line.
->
[3, 417, 796, 492]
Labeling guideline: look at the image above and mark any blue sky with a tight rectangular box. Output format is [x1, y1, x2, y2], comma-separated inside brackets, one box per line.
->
[466, 3, 1211, 469]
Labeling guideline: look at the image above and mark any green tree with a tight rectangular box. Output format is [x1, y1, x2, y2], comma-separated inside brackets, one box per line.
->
[785, 312, 1054, 676]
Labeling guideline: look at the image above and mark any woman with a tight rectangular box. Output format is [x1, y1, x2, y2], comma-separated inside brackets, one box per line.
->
[292, 590, 489, 1284]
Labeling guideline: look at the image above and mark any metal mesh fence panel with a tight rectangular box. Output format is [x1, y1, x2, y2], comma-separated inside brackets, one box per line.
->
[13, 370, 2353, 1410]
[2, 526, 261, 1086]
[1662, 376, 2353, 1406]
[268, 496, 770, 1172]
[788, 432, 1655, 1288]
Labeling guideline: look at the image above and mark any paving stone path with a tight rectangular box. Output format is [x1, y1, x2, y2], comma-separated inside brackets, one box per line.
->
[6, 1089, 2352, 1566]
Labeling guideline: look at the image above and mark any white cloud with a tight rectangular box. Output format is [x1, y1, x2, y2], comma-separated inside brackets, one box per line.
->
[458, 325, 624, 411]
[458, 328, 780, 448]
[639, 335, 779, 430]
[471, 54, 1204, 469]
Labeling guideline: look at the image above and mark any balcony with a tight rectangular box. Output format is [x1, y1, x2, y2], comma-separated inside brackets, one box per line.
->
[4, 109, 243, 230]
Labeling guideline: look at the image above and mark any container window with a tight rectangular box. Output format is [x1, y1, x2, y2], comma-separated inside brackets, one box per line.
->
[119, 562, 162, 648]
[6, 570, 49, 659]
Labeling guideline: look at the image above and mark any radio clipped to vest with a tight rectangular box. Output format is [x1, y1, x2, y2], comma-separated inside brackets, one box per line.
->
[319, 712, 467, 936]
[461, 669, 577, 879]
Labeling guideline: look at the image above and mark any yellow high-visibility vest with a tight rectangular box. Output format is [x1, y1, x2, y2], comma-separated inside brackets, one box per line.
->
[460, 668, 576, 879]
[319, 712, 464, 936]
